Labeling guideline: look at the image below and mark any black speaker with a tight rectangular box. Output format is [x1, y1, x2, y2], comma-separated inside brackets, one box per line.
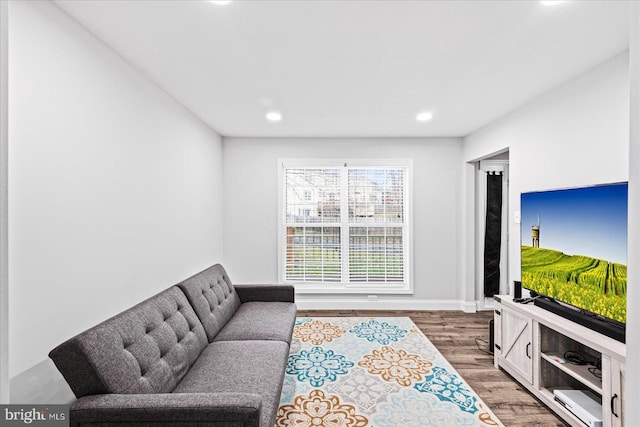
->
[513, 280, 522, 299]
[489, 319, 494, 354]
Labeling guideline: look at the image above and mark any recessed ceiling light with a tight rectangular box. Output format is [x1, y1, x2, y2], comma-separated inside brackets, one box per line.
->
[416, 112, 433, 122]
[209, 0, 233, 5]
[266, 111, 282, 122]
[540, 1, 565, 5]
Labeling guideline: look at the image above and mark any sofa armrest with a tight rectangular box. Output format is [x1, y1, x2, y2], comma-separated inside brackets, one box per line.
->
[234, 284, 295, 303]
[70, 392, 262, 427]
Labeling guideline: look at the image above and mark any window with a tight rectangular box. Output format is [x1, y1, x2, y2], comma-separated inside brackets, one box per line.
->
[279, 159, 412, 293]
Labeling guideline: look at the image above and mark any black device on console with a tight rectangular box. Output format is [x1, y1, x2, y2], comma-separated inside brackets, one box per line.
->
[513, 280, 522, 299]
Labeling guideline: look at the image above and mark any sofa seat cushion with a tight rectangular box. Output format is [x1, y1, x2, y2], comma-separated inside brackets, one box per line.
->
[213, 302, 296, 344]
[173, 340, 290, 427]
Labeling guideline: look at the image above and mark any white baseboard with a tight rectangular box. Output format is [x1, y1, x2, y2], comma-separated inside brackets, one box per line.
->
[462, 301, 478, 313]
[477, 297, 497, 311]
[295, 296, 478, 313]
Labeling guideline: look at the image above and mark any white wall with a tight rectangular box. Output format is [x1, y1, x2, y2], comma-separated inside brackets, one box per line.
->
[8, 1, 224, 403]
[463, 50, 633, 415]
[463, 52, 629, 299]
[222, 137, 468, 310]
[626, 2, 639, 421]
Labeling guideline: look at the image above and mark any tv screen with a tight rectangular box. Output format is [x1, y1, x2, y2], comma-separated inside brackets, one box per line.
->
[520, 182, 627, 325]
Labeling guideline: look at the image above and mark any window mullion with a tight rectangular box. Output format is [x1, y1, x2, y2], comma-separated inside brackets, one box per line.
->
[340, 165, 349, 283]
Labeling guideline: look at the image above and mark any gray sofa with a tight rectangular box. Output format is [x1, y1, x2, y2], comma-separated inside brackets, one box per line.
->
[49, 264, 297, 427]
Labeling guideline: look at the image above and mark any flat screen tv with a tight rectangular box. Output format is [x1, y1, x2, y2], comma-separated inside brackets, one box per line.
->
[520, 182, 627, 343]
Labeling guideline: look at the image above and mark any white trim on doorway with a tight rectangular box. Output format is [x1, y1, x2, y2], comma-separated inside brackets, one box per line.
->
[467, 149, 510, 311]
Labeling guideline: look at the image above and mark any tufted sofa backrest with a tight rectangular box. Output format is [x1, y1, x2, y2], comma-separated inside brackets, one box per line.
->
[49, 287, 208, 397]
[177, 264, 241, 342]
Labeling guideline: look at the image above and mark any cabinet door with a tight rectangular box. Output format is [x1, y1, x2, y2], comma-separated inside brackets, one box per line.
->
[493, 308, 502, 369]
[608, 359, 624, 427]
[499, 306, 533, 384]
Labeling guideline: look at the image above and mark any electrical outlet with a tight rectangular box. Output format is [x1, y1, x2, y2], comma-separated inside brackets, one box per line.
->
[368, 295, 378, 302]
[514, 211, 521, 224]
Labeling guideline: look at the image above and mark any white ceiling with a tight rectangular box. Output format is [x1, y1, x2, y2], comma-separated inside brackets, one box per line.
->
[53, 0, 629, 138]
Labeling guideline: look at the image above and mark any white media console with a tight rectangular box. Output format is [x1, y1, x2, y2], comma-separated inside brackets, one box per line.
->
[493, 296, 626, 427]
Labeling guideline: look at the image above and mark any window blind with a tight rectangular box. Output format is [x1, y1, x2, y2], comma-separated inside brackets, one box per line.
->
[282, 163, 408, 287]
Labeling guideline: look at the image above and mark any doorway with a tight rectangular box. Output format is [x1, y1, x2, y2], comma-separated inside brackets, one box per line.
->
[474, 151, 509, 310]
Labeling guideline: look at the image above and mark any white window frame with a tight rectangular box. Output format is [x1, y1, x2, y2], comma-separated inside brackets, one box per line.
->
[278, 159, 413, 294]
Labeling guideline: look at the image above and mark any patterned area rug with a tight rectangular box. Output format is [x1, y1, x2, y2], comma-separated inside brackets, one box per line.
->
[276, 317, 503, 427]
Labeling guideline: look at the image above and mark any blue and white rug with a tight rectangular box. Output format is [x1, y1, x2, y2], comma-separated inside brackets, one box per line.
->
[276, 317, 503, 427]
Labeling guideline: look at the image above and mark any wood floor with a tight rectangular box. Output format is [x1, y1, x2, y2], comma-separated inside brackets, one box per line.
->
[296, 309, 569, 427]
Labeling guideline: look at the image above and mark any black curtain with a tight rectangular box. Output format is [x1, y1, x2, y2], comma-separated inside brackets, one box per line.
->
[484, 172, 503, 297]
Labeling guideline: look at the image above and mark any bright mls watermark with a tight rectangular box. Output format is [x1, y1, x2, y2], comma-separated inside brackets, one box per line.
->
[1, 406, 68, 426]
